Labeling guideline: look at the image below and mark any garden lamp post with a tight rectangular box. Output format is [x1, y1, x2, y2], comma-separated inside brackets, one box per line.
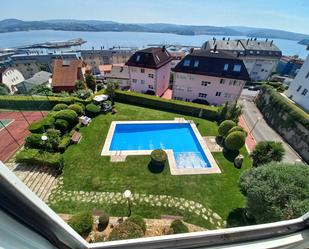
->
[123, 189, 132, 217]
[249, 117, 261, 135]
[41, 135, 48, 142]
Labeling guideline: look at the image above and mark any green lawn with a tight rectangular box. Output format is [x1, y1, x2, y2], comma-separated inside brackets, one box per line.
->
[49, 102, 251, 228]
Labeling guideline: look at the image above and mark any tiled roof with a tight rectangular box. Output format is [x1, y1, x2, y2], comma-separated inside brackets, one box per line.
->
[52, 59, 84, 87]
[172, 50, 250, 81]
[125, 47, 172, 69]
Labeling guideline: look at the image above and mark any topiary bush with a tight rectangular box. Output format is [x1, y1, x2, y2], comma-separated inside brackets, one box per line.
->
[170, 219, 189, 234]
[150, 149, 167, 167]
[224, 131, 246, 151]
[55, 119, 70, 134]
[28, 121, 45, 133]
[228, 126, 247, 136]
[218, 120, 236, 137]
[97, 213, 110, 232]
[86, 103, 101, 117]
[126, 215, 146, 234]
[25, 133, 44, 149]
[68, 211, 93, 237]
[108, 221, 143, 241]
[52, 103, 68, 111]
[15, 149, 63, 171]
[68, 104, 84, 116]
[54, 109, 78, 126]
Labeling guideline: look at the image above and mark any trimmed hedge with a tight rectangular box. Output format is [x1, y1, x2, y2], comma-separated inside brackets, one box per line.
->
[115, 90, 219, 120]
[54, 109, 78, 126]
[55, 119, 70, 134]
[170, 219, 189, 234]
[218, 120, 236, 137]
[0, 95, 91, 111]
[68, 104, 84, 116]
[228, 126, 247, 136]
[126, 215, 147, 234]
[28, 121, 45, 133]
[108, 221, 143, 241]
[15, 149, 63, 171]
[52, 103, 68, 111]
[224, 131, 246, 151]
[86, 104, 101, 117]
[68, 211, 93, 237]
[150, 149, 167, 166]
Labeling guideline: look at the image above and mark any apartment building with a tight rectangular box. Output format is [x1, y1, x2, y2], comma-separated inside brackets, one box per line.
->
[125, 47, 172, 96]
[276, 56, 304, 78]
[104, 64, 130, 90]
[0, 67, 25, 93]
[172, 49, 250, 106]
[286, 52, 309, 111]
[203, 38, 282, 81]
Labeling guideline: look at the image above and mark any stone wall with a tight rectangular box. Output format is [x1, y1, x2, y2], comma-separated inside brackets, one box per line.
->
[256, 86, 309, 163]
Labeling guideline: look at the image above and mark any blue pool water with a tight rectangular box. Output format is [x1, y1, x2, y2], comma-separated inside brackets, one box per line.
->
[109, 123, 211, 169]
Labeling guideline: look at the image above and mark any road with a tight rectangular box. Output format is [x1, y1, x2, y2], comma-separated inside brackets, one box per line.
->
[239, 90, 303, 164]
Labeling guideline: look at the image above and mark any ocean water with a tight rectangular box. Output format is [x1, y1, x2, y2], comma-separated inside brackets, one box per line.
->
[0, 30, 307, 59]
[109, 123, 211, 169]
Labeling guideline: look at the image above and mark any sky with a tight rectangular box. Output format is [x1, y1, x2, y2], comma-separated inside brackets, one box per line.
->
[1, 0, 309, 34]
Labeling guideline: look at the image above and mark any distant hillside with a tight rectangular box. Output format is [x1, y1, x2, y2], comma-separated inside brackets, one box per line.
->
[1, 19, 309, 41]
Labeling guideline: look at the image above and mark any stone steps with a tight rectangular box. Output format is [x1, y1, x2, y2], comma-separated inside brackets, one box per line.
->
[5, 162, 58, 203]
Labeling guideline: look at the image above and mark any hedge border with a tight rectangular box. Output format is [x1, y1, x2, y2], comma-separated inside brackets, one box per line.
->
[114, 90, 219, 120]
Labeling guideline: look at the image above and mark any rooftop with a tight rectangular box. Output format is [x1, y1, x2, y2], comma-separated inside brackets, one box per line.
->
[172, 50, 250, 81]
[125, 47, 172, 69]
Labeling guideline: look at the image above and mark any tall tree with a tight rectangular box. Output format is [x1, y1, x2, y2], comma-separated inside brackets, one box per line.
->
[106, 82, 119, 106]
[85, 74, 96, 92]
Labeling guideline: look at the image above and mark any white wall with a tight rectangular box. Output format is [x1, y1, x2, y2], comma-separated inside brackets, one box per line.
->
[172, 72, 245, 106]
[286, 54, 309, 111]
[1, 68, 25, 93]
[105, 64, 130, 89]
[155, 62, 171, 96]
[243, 57, 278, 81]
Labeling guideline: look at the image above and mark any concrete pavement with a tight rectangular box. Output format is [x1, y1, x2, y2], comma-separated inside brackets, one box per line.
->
[239, 94, 303, 164]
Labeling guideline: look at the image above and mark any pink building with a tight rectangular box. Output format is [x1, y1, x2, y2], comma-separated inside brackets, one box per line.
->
[172, 49, 250, 106]
[125, 47, 172, 96]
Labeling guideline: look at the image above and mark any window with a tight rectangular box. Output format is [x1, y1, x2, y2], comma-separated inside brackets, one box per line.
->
[296, 85, 302, 92]
[136, 55, 141, 62]
[194, 60, 199, 68]
[187, 87, 192, 92]
[224, 93, 232, 98]
[183, 59, 190, 67]
[233, 64, 241, 72]
[148, 74, 154, 78]
[233, 80, 237, 85]
[132, 79, 137, 83]
[189, 75, 194, 80]
[141, 80, 145, 84]
[174, 96, 183, 100]
[301, 89, 308, 96]
[175, 86, 185, 91]
[306, 72, 309, 78]
[199, 93, 207, 98]
[215, 91, 222, 96]
[149, 85, 154, 89]
[223, 64, 229, 71]
[220, 79, 225, 84]
[201, 81, 211, 86]
[141, 68, 145, 73]
[185, 98, 191, 102]
[131, 67, 137, 72]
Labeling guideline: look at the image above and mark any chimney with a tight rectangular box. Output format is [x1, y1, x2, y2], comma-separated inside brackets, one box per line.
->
[237, 40, 240, 46]
[189, 48, 194, 54]
[237, 52, 240, 58]
[213, 37, 215, 40]
[307, 44, 309, 51]
[223, 37, 226, 41]
[214, 44, 217, 52]
[250, 37, 253, 41]
[247, 39, 249, 45]
[213, 38, 216, 45]
[270, 40, 273, 46]
[266, 38, 268, 42]
[162, 45, 166, 52]
[228, 37, 230, 41]
[254, 37, 257, 41]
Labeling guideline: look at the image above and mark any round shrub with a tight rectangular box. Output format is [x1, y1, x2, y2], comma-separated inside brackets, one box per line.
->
[75, 102, 85, 111]
[150, 149, 167, 166]
[170, 220, 189, 234]
[86, 103, 101, 117]
[218, 120, 236, 137]
[54, 109, 78, 126]
[224, 131, 246, 151]
[25, 133, 44, 149]
[41, 116, 55, 130]
[28, 121, 45, 133]
[68, 211, 93, 237]
[108, 221, 143, 241]
[228, 126, 247, 136]
[126, 215, 146, 234]
[52, 103, 68, 111]
[97, 83, 105, 91]
[68, 104, 84, 116]
[98, 213, 110, 232]
[55, 119, 69, 134]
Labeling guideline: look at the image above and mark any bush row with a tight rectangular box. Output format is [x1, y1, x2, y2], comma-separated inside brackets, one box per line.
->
[0, 95, 91, 110]
[114, 90, 219, 120]
[15, 149, 63, 171]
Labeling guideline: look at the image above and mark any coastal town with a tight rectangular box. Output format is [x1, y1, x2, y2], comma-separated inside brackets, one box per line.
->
[0, 1, 308, 248]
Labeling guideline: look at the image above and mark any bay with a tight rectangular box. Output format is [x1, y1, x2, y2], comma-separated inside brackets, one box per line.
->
[0, 30, 307, 59]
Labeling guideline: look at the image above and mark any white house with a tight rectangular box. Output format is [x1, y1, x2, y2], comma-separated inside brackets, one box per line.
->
[203, 38, 282, 81]
[286, 52, 309, 111]
[172, 49, 250, 106]
[104, 63, 130, 90]
[0, 67, 25, 93]
[125, 47, 172, 96]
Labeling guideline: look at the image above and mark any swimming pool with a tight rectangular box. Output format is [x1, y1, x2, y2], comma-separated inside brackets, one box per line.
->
[102, 120, 220, 175]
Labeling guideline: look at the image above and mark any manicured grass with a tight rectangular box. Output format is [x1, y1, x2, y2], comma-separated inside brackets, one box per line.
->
[50, 102, 251, 228]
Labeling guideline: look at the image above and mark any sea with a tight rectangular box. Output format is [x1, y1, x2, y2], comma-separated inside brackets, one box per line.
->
[0, 30, 307, 59]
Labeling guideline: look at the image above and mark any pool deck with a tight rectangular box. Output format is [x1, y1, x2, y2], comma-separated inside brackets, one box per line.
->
[101, 119, 221, 175]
